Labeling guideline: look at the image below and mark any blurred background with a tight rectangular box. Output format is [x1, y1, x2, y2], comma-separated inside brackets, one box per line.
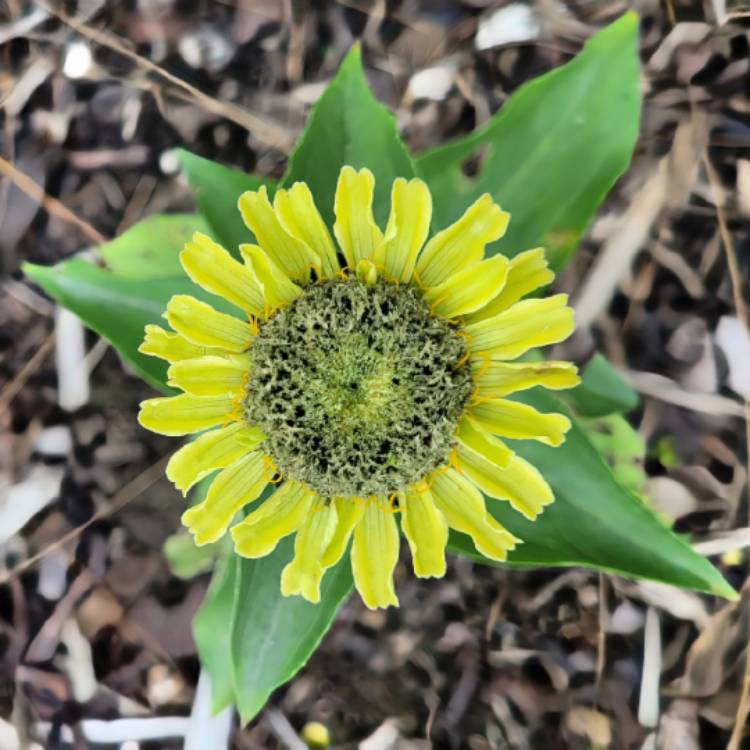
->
[2, 0, 750, 747]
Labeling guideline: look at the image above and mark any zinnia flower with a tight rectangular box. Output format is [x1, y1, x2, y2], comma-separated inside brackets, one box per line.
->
[138, 166, 579, 609]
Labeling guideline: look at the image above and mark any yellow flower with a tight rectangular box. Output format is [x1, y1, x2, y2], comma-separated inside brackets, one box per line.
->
[138, 166, 580, 609]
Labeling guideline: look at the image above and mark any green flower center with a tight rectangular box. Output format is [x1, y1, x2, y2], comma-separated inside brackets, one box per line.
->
[245, 278, 473, 498]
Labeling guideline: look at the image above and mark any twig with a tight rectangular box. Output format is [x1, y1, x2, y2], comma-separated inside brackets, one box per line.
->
[704, 156, 750, 327]
[727, 445, 750, 750]
[0, 89, 16, 232]
[594, 574, 607, 703]
[265, 708, 307, 750]
[0, 6, 48, 45]
[39, 0, 294, 152]
[663, 0, 677, 25]
[0, 155, 106, 245]
[574, 117, 706, 328]
[638, 607, 662, 728]
[704, 148, 750, 750]
[693, 528, 750, 557]
[0, 334, 55, 415]
[0, 455, 170, 585]
[116, 174, 157, 235]
[618, 369, 746, 418]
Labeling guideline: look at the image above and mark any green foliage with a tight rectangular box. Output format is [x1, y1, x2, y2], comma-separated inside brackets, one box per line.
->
[24, 260, 179, 391]
[565, 353, 639, 417]
[193, 554, 238, 711]
[447, 393, 733, 598]
[416, 12, 641, 270]
[179, 149, 275, 252]
[23, 260, 235, 392]
[281, 44, 415, 226]
[164, 533, 224, 580]
[100, 213, 212, 279]
[653, 435, 679, 469]
[193, 486, 353, 720]
[24, 14, 734, 727]
[230, 537, 353, 723]
[581, 412, 647, 495]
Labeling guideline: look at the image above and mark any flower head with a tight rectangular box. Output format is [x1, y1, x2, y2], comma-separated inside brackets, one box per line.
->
[138, 166, 579, 609]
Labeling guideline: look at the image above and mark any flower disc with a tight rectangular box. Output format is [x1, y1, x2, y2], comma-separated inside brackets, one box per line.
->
[245, 278, 473, 498]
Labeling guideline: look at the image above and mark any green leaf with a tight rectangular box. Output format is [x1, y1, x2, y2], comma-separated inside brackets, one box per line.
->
[100, 213, 212, 279]
[164, 533, 224, 580]
[194, 554, 238, 713]
[179, 149, 275, 252]
[447, 391, 736, 600]
[565, 353, 639, 417]
[230, 536, 353, 723]
[23, 260, 234, 392]
[281, 44, 415, 226]
[416, 12, 641, 269]
[24, 260, 181, 390]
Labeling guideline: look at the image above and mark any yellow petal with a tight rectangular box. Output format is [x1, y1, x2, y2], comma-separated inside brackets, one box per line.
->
[166, 422, 265, 495]
[469, 248, 554, 322]
[415, 194, 509, 287]
[430, 469, 520, 561]
[165, 295, 253, 353]
[465, 295, 575, 360]
[373, 177, 432, 283]
[180, 232, 264, 315]
[355, 258, 378, 285]
[456, 416, 513, 468]
[472, 360, 581, 398]
[167, 354, 251, 396]
[182, 451, 267, 545]
[138, 393, 234, 436]
[238, 186, 318, 281]
[333, 166, 383, 268]
[231, 481, 313, 558]
[401, 489, 447, 578]
[423, 255, 509, 318]
[488, 454, 555, 519]
[351, 501, 399, 609]
[239, 244, 303, 309]
[456, 446, 553, 520]
[139, 325, 209, 362]
[281, 498, 338, 603]
[469, 398, 571, 446]
[320, 497, 365, 569]
[273, 182, 340, 279]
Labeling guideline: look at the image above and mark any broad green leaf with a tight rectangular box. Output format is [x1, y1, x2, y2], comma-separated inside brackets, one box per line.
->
[281, 44, 415, 226]
[230, 536, 353, 723]
[23, 260, 234, 392]
[565, 353, 639, 417]
[24, 260, 178, 390]
[416, 12, 641, 269]
[194, 554, 238, 713]
[447, 391, 735, 600]
[100, 214, 212, 279]
[179, 149, 275, 252]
